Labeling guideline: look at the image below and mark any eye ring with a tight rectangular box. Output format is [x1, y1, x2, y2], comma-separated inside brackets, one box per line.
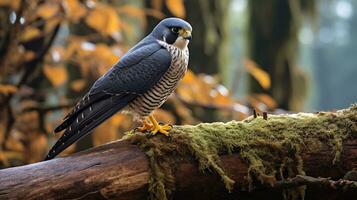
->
[171, 27, 180, 33]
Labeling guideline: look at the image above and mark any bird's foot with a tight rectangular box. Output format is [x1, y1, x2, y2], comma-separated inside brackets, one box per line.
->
[137, 121, 153, 132]
[151, 123, 172, 136]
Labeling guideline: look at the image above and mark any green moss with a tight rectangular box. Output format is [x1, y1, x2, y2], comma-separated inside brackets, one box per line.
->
[123, 105, 357, 200]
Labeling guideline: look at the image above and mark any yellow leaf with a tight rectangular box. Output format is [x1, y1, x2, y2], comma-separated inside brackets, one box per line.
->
[165, 0, 185, 18]
[85, 5, 120, 35]
[0, 84, 17, 94]
[43, 64, 68, 87]
[244, 59, 271, 90]
[20, 27, 41, 42]
[36, 3, 59, 19]
[70, 79, 86, 92]
[62, 0, 87, 22]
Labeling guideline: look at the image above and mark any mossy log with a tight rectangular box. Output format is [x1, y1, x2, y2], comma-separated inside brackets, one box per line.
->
[0, 106, 356, 200]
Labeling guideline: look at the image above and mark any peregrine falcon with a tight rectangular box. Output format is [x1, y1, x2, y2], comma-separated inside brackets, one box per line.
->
[45, 18, 192, 160]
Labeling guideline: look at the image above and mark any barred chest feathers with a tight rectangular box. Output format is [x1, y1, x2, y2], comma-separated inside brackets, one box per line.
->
[126, 40, 189, 120]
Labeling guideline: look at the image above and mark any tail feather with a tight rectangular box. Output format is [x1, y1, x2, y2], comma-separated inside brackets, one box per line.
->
[44, 94, 136, 160]
[54, 93, 110, 133]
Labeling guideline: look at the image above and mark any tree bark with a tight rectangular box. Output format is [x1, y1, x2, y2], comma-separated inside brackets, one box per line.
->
[0, 141, 151, 200]
[0, 106, 356, 200]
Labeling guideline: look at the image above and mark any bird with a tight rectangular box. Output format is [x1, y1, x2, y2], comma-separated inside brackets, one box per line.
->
[44, 18, 192, 160]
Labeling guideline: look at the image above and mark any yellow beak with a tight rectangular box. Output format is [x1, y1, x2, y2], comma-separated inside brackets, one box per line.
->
[179, 29, 192, 41]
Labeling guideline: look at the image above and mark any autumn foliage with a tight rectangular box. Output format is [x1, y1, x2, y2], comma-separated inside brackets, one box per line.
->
[0, 0, 275, 168]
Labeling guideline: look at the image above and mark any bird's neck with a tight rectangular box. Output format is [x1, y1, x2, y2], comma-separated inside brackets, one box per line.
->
[157, 40, 188, 51]
[172, 36, 189, 50]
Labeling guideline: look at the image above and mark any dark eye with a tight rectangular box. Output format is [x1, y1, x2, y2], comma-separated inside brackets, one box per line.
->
[171, 27, 180, 33]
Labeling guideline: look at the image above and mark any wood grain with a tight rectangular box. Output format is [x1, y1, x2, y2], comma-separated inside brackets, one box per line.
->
[0, 138, 355, 200]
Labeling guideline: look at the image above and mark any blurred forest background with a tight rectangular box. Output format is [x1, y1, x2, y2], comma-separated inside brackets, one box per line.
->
[0, 0, 356, 168]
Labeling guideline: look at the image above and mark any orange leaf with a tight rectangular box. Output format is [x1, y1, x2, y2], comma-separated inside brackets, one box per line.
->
[165, 0, 185, 18]
[44, 16, 61, 33]
[0, 84, 17, 94]
[70, 79, 86, 92]
[85, 4, 120, 35]
[181, 69, 196, 84]
[43, 64, 68, 87]
[211, 91, 233, 107]
[36, 3, 59, 19]
[62, 0, 87, 22]
[0, 0, 20, 10]
[244, 59, 271, 90]
[117, 5, 146, 18]
[20, 27, 41, 41]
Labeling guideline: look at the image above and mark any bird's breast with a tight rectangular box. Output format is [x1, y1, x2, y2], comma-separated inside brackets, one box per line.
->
[127, 42, 189, 119]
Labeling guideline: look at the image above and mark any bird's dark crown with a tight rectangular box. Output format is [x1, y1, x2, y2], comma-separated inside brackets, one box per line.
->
[156, 17, 192, 31]
[150, 18, 192, 44]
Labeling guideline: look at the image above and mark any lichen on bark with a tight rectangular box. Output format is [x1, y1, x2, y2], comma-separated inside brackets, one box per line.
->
[124, 105, 357, 200]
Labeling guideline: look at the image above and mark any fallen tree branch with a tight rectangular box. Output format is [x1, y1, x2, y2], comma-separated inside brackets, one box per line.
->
[273, 174, 357, 191]
[0, 105, 356, 200]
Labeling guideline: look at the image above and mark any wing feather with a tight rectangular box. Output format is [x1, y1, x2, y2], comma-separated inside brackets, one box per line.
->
[45, 38, 171, 160]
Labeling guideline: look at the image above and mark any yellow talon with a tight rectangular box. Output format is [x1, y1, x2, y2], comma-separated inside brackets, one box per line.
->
[151, 124, 171, 136]
[148, 114, 172, 136]
[137, 120, 153, 132]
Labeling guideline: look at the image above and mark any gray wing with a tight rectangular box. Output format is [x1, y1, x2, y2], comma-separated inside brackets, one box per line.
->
[45, 39, 171, 160]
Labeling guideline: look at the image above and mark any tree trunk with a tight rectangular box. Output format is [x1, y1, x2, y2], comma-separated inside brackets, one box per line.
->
[247, 0, 316, 110]
[0, 106, 356, 200]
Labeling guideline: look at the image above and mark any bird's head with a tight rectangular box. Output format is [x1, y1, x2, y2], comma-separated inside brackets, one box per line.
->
[151, 18, 192, 49]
